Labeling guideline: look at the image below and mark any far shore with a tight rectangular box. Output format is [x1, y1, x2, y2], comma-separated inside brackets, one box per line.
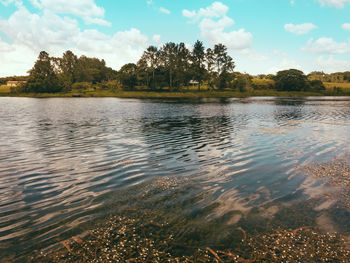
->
[1, 90, 350, 100]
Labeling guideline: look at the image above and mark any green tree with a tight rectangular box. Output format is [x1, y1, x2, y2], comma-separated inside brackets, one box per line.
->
[275, 69, 309, 91]
[205, 48, 216, 90]
[175, 43, 191, 89]
[309, 80, 326, 91]
[119, 63, 137, 90]
[27, 51, 62, 93]
[139, 46, 159, 90]
[60, 50, 78, 90]
[160, 42, 178, 90]
[191, 40, 206, 91]
[74, 56, 109, 84]
[213, 44, 235, 89]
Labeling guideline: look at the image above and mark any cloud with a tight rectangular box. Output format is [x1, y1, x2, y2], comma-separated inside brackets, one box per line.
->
[182, 1, 228, 20]
[159, 7, 170, 14]
[0, 5, 150, 76]
[315, 56, 350, 72]
[199, 16, 252, 50]
[284, 23, 317, 35]
[342, 23, 350, 31]
[183, 2, 253, 51]
[302, 37, 350, 54]
[152, 34, 161, 46]
[317, 0, 350, 8]
[28, 0, 110, 26]
[267, 58, 302, 74]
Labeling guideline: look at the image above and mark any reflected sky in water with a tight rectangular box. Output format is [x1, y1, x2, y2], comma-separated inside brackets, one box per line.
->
[1, 97, 350, 259]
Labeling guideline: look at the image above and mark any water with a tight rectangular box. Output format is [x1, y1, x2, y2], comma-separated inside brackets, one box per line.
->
[1, 97, 350, 261]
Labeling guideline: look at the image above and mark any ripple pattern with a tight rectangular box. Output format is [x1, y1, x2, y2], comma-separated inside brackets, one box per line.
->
[1, 97, 350, 260]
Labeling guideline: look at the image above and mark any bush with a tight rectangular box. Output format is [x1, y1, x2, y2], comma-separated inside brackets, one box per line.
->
[71, 82, 92, 91]
[309, 80, 325, 91]
[252, 78, 276, 90]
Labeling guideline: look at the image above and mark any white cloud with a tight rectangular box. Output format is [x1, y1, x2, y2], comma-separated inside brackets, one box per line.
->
[152, 34, 161, 46]
[0, 5, 150, 76]
[302, 37, 350, 54]
[342, 23, 350, 31]
[317, 0, 350, 8]
[183, 1, 228, 20]
[28, 0, 110, 26]
[240, 49, 268, 61]
[159, 7, 170, 14]
[183, 2, 253, 51]
[182, 9, 196, 18]
[284, 23, 317, 35]
[199, 17, 252, 50]
[315, 56, 350, 72]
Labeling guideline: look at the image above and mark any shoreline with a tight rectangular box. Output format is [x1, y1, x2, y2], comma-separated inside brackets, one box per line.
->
[1, 90, 350, 100]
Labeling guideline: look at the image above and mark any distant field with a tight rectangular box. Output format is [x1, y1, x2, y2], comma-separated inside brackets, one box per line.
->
[0, 85, 11, 93]
[324, 82, 350, 91]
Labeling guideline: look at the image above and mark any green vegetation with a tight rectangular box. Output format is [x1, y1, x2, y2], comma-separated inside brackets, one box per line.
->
[0, 85, 11, 94]
[2, 40, 350, 98]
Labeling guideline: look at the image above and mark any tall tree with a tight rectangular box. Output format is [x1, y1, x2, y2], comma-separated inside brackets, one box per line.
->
[160, 42, 178, 90]
[60, 50, 78, 90]
[191, 40, 206, 91]
[142, 46, 159, 90]
[205, 48, 216, 90]
[27, 51, 61, 93]
[212, 44, 235, 89]
[175, 43, 191, 89]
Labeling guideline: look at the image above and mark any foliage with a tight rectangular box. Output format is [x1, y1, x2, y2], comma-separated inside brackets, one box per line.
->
[309, 80, 325, 91]
[233, 73, 253, 92]
[119, 63, 138, 90]
[71, 82, 92, 91]
[308, 71, 350, 83]
[275, 69, 309, 92]
[9, 42, 350, 95]
[252, 78, 276, 90]
[26, 51, 62, 93]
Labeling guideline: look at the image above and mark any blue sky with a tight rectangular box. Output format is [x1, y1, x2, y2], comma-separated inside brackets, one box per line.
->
[0, 0, 350, 76]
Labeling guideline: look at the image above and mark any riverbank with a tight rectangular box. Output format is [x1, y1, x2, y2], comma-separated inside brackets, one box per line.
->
[1, 89, 350, 99]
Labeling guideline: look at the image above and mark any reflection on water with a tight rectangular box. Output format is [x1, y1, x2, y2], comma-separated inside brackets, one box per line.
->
[1, 97, 350, 260]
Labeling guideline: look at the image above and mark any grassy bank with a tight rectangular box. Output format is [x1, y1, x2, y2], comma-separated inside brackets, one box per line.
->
[2, 89, 349, 99]
[2, 80, 350, 99]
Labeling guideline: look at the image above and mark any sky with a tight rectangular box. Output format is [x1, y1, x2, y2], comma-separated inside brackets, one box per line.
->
[0, 0, 350, 77]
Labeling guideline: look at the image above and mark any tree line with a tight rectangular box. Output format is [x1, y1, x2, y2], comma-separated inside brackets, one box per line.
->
[7, 40, 346, 94]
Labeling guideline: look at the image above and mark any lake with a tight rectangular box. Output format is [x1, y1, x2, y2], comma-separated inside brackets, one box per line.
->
[1, 97, 350, 261]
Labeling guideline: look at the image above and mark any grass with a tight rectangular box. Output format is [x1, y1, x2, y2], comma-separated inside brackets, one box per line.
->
[324, 82, 350, 92]
[2, 89, 333, 99]
[0, 85, 11, 93]
[2, 84, 350, 99]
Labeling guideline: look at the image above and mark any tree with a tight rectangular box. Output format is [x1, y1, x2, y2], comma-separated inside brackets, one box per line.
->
[213, 44, 235, 89]
[27, 51, 62, 93]
[139, 46, 159, 90]
[309, 80, 326, 91]
[74, 56, 109, 84]
[344, 72, 350, 82]
[60, 50, 78, 90]
[160, 42, 178, 90]
[119, 63, 137, 90]
[191, 40, 206, 91]
[275, 69, 309, 91]
[205, 48, 216, 90]
[175, 43, 191, 89]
